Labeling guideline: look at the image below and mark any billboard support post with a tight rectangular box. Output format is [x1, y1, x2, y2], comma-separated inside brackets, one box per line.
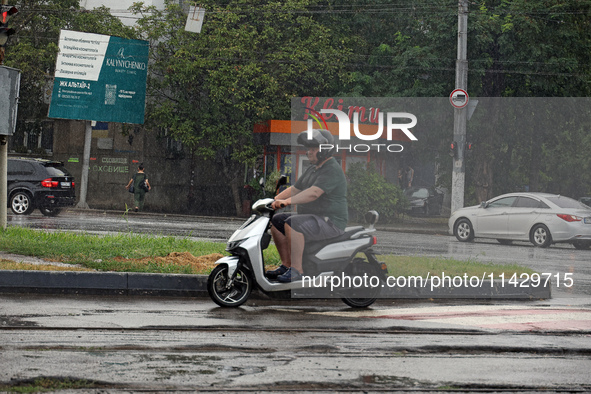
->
[75, 121, 92, 209]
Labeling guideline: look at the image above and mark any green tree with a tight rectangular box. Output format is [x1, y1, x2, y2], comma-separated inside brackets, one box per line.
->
[465, 0, 591, 200]
[132, 0, 353, 215]
[327, 0, 591, 201]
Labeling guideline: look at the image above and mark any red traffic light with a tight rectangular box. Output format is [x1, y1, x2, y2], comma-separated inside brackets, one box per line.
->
[1, 6, 18, 47]
[449, 141, 458, 157]
[2, 6, 18, 19]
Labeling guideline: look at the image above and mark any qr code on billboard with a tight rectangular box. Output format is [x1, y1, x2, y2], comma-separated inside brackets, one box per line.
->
[104, 84, 117, 105]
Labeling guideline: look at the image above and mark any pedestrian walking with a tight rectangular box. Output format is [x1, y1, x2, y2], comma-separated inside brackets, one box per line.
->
[126, 164, 151, 212]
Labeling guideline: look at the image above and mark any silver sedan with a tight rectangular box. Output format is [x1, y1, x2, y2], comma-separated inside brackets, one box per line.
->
[449, 192, 591, 249]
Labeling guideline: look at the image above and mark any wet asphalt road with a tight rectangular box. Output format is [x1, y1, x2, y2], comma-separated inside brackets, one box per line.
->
[2, 209, 591, 391]
[1, 294, 591, 392]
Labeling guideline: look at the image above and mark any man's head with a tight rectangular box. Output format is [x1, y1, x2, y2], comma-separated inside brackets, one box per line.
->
[139, 164, 144, 171]
[297, 129, 334, 164]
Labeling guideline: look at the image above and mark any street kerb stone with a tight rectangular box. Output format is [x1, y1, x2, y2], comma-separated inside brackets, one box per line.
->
[127, 272, 207, 296]
[0, 270, 550, 299]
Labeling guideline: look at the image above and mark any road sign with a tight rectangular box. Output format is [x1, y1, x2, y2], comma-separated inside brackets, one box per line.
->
[0, 65, 20, 136]
[450, 88, 469, 109]
[48, 30, 149, 124]
[185, 6, 205, 33]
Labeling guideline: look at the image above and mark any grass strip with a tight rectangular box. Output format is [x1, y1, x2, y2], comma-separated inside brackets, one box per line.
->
[0, 260, 95, 272]
[0, 377, 99, 393]
[380, 254, 536, 277]
[0, 227, 534, 277]
[0, 227, 279, 274]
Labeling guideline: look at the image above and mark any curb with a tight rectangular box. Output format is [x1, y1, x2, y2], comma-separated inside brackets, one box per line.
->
[0, 270, 207, 297]
[0, 270, 551, 300]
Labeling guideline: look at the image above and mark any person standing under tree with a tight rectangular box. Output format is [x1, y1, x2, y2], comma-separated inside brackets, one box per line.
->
[397, 170, 404, 188]
[406, 165, 414, 188]
[126, 164, 151, 212]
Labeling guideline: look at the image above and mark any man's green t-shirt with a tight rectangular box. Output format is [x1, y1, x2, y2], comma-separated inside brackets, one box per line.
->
[293, 157, 348, 230]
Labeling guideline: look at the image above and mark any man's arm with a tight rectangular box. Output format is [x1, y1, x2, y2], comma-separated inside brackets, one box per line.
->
[275, 185, 295, 200]
[272, 186, 324, 209]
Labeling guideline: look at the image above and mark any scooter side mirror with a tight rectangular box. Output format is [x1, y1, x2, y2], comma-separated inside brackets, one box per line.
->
[364, 210, 379, 230]
[275, 175, 288, 194]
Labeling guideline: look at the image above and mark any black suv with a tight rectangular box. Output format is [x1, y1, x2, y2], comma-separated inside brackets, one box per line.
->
[7, 157, 76, 216]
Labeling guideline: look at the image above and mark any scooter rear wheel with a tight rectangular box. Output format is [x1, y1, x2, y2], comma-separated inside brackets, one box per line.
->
[341, 297, 377, 308]
[340, 259, 384, 308]
[207, 265, 252, 307]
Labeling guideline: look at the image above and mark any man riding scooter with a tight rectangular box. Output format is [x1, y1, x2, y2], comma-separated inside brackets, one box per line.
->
[267, 129, 349, 282]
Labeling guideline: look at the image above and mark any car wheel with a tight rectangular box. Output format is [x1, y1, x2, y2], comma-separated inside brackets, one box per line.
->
[530, 224, 552, 248]
[454, 218, 474, 242]
[40, 207, 62, 217]
[573, 241, 591, 250]
[10, 192, 34, 215]
[497, 239, 513, 245]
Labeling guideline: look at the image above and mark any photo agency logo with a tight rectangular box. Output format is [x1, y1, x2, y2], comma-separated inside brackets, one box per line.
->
[300, 97, 418, 153]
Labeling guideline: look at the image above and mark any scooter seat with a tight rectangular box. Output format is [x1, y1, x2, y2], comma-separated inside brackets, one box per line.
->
[304, 226, 367, 255]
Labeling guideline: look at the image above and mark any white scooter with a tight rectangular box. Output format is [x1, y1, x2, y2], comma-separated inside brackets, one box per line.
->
[207, 176, 388, 308]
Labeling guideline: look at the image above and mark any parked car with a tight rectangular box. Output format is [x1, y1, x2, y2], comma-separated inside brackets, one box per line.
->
[7, 157, 75, 216]
[404, 186, 444, 216]
[449, 192, 591, 249]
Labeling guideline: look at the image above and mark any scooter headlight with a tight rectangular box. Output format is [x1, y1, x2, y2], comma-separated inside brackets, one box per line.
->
[226, 239, 246, 252]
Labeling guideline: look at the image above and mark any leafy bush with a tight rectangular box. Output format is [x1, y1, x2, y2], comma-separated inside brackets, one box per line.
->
[347, 162, 407, 223]
[264, 170, 283, 196]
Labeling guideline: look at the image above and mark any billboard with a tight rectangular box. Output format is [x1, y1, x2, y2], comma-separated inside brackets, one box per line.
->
[48, 30, 149, 124]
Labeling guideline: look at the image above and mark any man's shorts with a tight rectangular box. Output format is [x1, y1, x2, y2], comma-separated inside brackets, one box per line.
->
[272, 213, 344, 241]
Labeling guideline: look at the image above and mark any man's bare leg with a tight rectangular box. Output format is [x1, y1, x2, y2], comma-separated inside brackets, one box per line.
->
[271, 225, 291, 268]
[285, 224, 305, 273]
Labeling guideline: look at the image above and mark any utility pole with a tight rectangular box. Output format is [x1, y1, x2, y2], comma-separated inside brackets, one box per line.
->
[451, 0, 469, 214]
[0, 127, 6, 231]
[1, 0, 8, 229]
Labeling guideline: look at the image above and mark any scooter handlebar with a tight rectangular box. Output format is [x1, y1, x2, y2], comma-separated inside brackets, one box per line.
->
[269, 201, 286, 209]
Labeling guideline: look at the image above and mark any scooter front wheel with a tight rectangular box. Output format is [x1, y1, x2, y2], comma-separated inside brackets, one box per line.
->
[207, 265, 252, 307]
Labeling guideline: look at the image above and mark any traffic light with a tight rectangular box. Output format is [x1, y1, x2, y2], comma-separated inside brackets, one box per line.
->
[0, 6, 18, 47]
[449, 141, 458, 158]
[465, 141, 474, 155]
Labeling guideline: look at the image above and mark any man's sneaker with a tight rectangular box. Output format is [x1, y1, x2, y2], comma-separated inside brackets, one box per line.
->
[265, 264, 289, 279]
[277, 267, 302, 283]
